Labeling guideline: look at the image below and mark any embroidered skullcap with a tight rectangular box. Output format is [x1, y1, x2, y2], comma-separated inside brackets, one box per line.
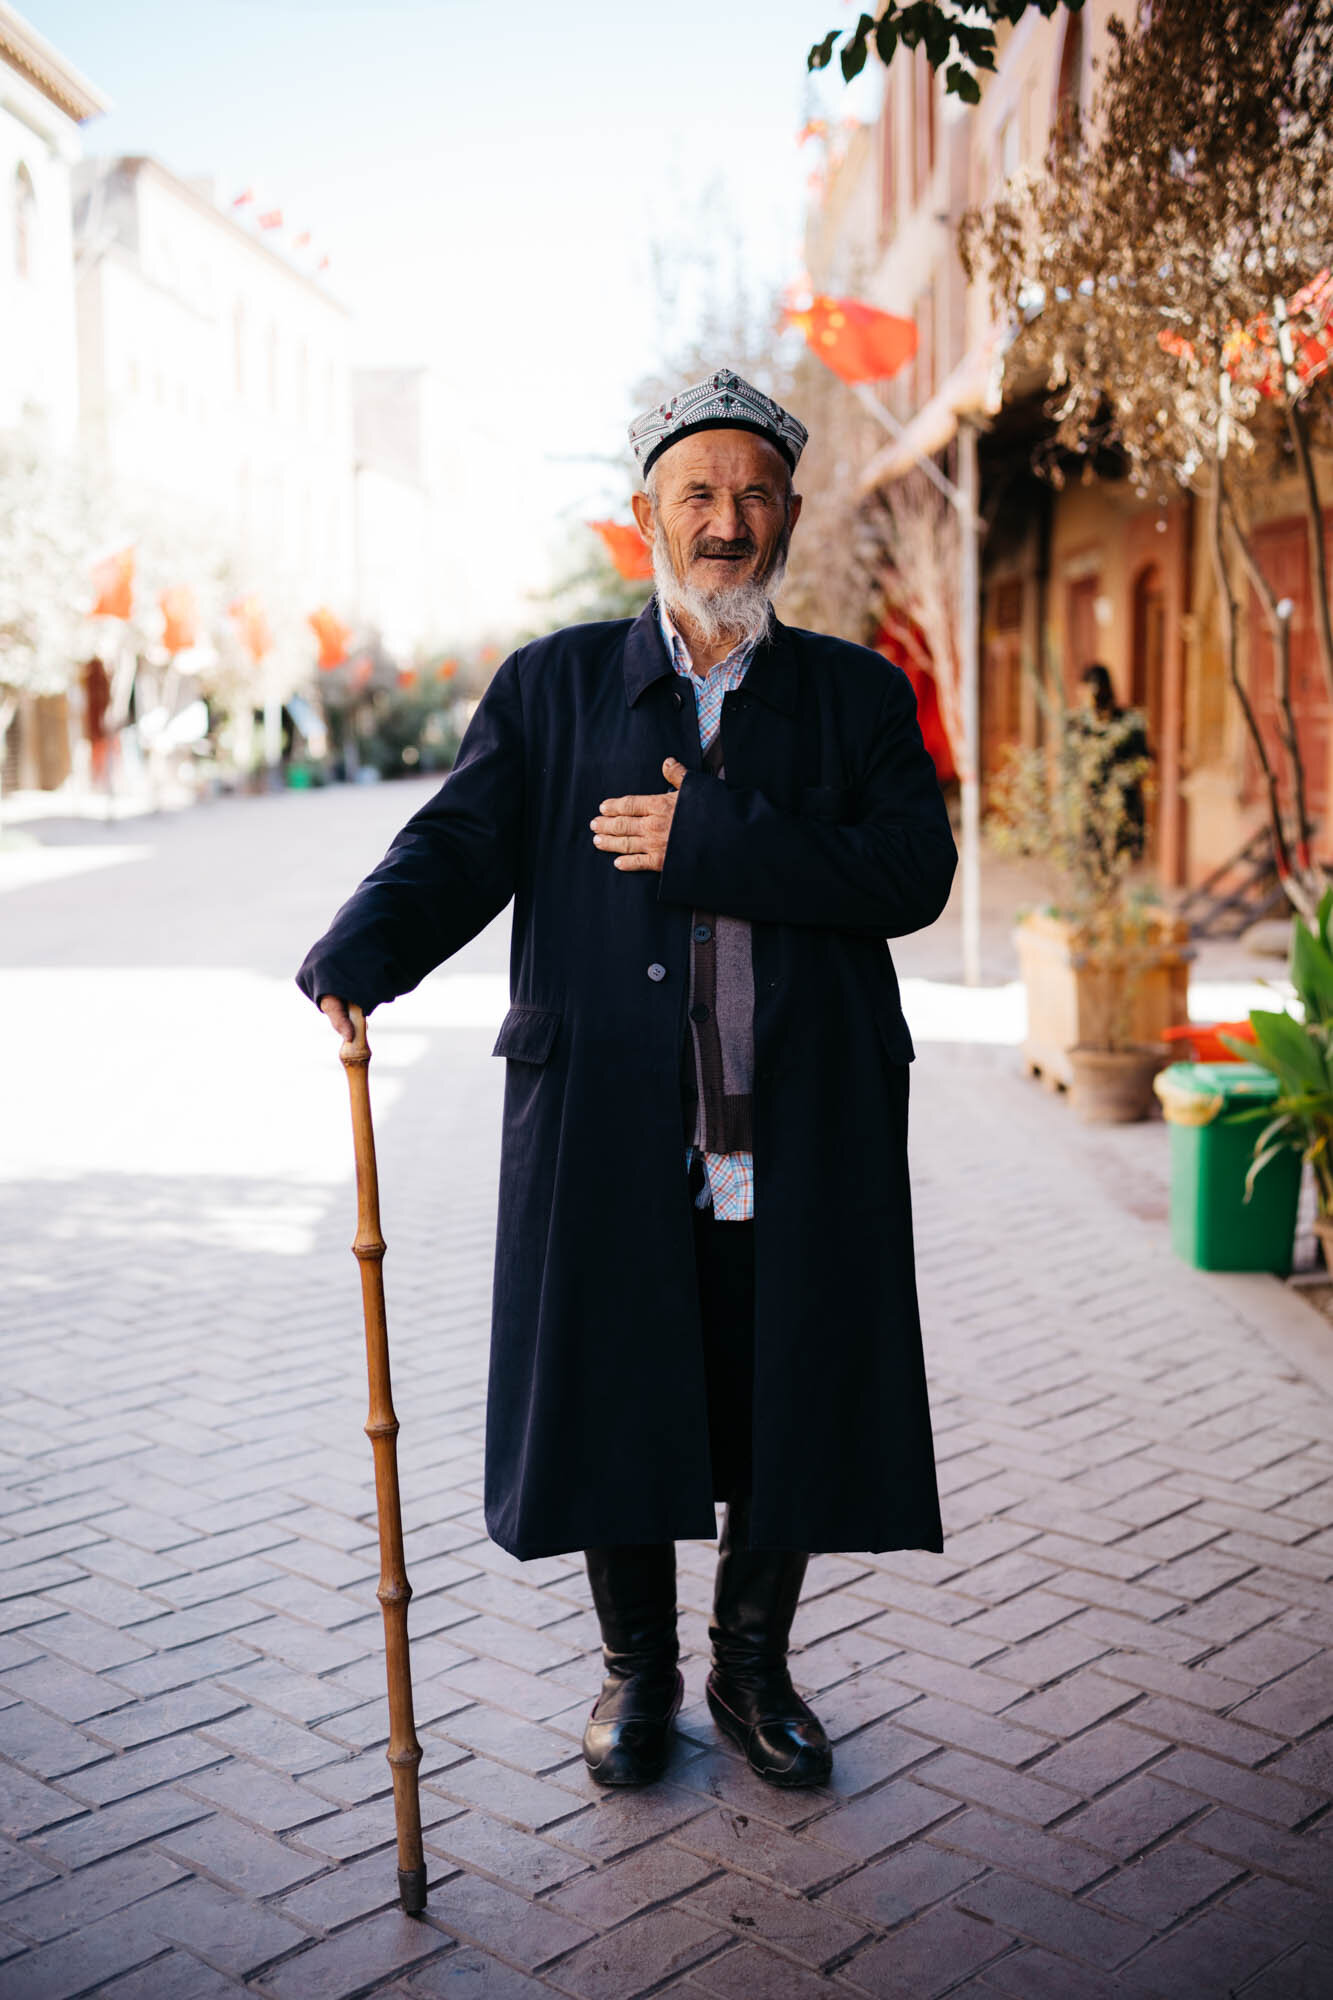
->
[629, 368, 807, 480]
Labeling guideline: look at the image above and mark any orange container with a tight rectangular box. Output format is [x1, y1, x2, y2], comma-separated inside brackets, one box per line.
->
[1160, 1020, 1257, 1063]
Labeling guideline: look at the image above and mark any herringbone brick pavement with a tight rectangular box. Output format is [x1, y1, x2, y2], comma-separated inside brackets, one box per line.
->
[0, 782, 1330, 1999]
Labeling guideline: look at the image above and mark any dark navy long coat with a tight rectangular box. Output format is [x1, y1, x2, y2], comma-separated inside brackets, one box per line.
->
[297, 600, 958, 1558]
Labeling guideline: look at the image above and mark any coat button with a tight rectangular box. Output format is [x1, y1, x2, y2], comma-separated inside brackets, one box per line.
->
[672, 689, 683, 708]
[692, 924, 712, 943]
[647, 962, 667, 982]
[690, 1003, 710, 1024]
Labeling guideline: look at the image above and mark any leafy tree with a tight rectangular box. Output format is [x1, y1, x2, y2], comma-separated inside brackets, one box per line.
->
[963, 0, 1333, 916]
[809, 0, 1084, 101]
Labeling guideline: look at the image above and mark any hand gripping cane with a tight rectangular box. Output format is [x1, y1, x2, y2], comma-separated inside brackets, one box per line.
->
[339, 1005, 427, 1916]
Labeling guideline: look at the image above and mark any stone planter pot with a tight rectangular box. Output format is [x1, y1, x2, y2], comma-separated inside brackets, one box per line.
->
[1016, 908, 1193, 1091]
[1313, 1213, 1333, 1272]
[1069, 1043, 1169, 1124]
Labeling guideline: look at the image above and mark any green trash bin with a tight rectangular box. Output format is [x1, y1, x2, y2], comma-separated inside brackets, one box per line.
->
[1153, 1061, 1301, 1274]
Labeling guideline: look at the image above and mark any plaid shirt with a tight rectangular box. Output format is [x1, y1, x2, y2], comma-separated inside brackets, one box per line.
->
[660, 601, 759, 1223]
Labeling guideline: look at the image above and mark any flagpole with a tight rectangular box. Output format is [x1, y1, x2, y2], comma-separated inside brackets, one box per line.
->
[849, 383, 983, 987]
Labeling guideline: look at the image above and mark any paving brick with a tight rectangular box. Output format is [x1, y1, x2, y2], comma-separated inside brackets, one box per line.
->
[0, 1905, 168, 2000]
[407, 1947, 556, 1997]
[1232, 1657, 1333, 1739]
[1087, 1842, 1243, 1926]
[547, 1905, 726, 1998]
[819, 1839, 983, 1925]
[0, 1658, 135, 1724]
[1122, 1695, 1285, 1767]
[60, 1734, 229, 1805]
[1127, 1906, 1287, 1998]
[5, 1845, 185, 1944]
[1186, 1808, 1333, 1892]
[668, 1806, 845, 1895]
[956, 1869, 1149, 1969]
[552, 1784, 710, 1862]
[810, 1779, 958, 1860]
[95, 1949, 246, 1998]
[139, 1874, 309, 1977]
[1152, 1745, 1325, 1827]
[426, 1755, 587, 1833]
[1059, 1773, 1205, 1860]
[157, 1812, 326, 1895]
[29, 1788, 212, 1870]
[840, 1905, 1015, 1997]
[933, 1803, 1109, 1889]
[423, 1809, 588, 1895]
[1238, 1944, 1333, 2000]
[179, 1760, 339, 1833]
[911, 1748, 1075, 1827]
[546, 1842, 714, 1927]
[0, 1766, 87, 1838]
[686, 1942, 859, 2000]
[88, 1685, 244, 1750]
[420, 1868, 599, 1970]
[682, 1870, 867, 1969]
[429, 1705, 583, 1778]
[0, 1703, 111, 1779]
[1000, 1671, 1135, 1739]
[260, 1905, 451, 1997]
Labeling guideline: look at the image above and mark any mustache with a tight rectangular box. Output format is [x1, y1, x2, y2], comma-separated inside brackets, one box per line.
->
[691, 536, 757, 560]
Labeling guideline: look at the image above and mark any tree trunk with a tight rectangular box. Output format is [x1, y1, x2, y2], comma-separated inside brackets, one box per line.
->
[1208, 459, 1303, 909]
[1286, 396, 1333, 712]
[1224, 484, 1314, 876]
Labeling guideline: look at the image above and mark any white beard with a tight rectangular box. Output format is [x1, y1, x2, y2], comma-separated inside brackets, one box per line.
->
[651, 524, 788, 651]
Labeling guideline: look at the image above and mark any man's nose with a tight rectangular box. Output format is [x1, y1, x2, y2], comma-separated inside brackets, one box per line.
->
[710, 497, 743, 542]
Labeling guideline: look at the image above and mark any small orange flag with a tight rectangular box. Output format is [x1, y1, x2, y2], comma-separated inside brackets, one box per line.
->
[784, 295, 918, 385]
[91, 546, 135, 620]
[159, 585, 198, 655]
[308, 606, 352, 670]
[396, 667, 417, 690]
[588, 520, 653, 582]
[230, 594, 273, 663]
[436, 658, 458, 681]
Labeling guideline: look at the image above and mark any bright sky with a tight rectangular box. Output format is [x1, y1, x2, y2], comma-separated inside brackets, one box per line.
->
[34, 0, 879, 636]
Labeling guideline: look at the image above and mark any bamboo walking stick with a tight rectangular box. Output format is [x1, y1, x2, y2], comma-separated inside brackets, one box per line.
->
[339, 1004, 427, 1916]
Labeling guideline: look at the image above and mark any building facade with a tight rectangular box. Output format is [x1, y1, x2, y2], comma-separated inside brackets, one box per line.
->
[807, 4, 1331, 893]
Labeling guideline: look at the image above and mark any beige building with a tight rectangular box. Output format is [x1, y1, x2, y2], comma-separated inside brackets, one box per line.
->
[807, 4, 1330, 896]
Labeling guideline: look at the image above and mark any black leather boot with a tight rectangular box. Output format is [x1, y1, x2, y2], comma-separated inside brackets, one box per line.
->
[582, 1543, 682, 1787]
[706, 1497, 832, 1788]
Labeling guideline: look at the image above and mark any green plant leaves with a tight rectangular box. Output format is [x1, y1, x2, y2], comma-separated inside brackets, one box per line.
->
[1247, 1008, 1330, 1095]
[1291, 915, 1333, 1023]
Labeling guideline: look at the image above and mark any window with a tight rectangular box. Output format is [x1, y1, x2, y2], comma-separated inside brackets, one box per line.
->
[14, 163, 35, 279]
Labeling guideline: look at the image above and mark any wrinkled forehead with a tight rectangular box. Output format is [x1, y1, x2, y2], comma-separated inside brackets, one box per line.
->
[652, 428, 791, 495]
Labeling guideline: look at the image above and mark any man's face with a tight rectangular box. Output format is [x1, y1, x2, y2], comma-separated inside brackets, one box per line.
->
[630, 430, 801, 597]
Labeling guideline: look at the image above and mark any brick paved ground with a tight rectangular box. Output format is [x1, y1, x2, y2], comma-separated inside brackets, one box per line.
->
[1, 779, 1330, 2000]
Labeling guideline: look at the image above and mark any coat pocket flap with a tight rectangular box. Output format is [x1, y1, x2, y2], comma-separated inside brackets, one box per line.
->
[878, 1006, 916, 1064]
[492, 1004, 561, 1064]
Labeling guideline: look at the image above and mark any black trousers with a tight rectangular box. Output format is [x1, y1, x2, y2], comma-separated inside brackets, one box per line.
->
[689, 1160, 756, 1504]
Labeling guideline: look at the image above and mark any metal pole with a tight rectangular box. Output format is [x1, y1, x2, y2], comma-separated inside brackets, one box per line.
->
[957, 420, 983, 988]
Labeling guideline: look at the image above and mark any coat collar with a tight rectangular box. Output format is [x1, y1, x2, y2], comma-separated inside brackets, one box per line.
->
[622, 595, 797, 716]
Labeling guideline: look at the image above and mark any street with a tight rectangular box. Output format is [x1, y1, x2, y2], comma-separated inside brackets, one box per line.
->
[0, 778, 1330, 1999]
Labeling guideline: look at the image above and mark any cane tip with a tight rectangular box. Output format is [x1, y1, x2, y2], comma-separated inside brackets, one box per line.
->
[398, 1865, 428, 1916]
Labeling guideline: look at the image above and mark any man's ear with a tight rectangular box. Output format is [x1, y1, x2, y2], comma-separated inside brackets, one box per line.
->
[630, 489, 654, 542]
[787, 491, 803, 535]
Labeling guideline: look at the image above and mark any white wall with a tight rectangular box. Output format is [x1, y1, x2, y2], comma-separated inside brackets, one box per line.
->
[0, 62, 82, 447]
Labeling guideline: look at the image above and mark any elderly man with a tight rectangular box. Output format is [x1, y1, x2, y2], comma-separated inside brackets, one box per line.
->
[298, 369, 957, 1792]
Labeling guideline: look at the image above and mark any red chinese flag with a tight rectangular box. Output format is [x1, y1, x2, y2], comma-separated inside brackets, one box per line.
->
[588, 520, 654, 582]
[308, 606, 351, 670]
[230, 594, 273, 662]
[159, 585, 198, 654]
[257, 209, 283, 230]
[785, 295, 918, 385]
[91, 546, 135, 620]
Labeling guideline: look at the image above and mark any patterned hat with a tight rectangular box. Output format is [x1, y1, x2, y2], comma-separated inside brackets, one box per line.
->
[629, 368, 807, 479]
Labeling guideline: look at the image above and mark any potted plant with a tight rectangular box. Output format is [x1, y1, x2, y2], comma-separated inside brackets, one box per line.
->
[990, 681, 1189, 1121]
[1225, 889, 1333, 1264]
